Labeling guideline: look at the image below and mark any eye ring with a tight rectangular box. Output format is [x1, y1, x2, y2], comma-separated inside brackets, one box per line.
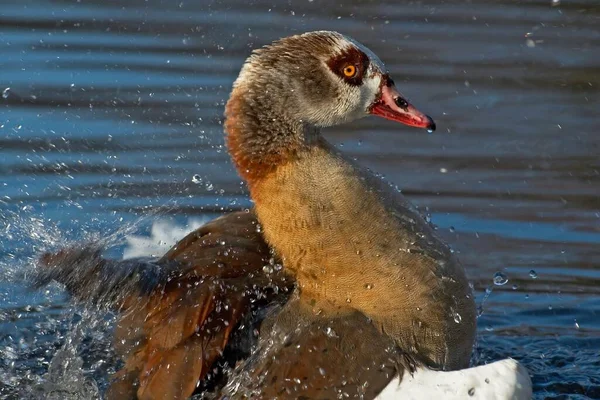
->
[343, 64, 357, 78]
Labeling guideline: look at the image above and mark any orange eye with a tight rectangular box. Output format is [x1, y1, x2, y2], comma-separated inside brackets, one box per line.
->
[343, 65, 357, 77]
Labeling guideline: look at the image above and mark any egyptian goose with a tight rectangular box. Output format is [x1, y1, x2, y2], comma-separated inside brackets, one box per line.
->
[37, 31, 530, 399]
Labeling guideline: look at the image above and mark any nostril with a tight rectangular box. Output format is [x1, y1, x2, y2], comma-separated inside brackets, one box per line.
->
[394, 97, 409, 110]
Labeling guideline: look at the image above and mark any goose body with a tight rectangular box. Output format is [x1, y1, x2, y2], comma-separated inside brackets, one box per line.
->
[37, 31, 532, 399]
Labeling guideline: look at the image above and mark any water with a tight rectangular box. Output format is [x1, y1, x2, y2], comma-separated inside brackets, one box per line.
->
[1, 0, 599, 398]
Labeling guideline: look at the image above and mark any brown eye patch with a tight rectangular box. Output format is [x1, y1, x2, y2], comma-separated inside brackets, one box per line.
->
[326, 46, 370, 86]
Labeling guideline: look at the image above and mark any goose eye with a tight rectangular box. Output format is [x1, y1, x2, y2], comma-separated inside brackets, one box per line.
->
[343, 65, 357, 78]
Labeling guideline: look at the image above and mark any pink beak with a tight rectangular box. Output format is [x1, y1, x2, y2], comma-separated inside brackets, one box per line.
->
[368, 76, 436, 131]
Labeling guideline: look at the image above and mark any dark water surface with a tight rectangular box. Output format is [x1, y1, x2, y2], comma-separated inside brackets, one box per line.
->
[1, 0, 599, 398]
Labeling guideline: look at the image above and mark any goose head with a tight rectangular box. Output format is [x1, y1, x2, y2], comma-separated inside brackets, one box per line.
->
[225, 31, 435, 180]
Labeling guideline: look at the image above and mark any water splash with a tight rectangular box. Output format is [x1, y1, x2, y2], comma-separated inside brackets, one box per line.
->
[0, 207, 180, 398]
[38, 317, 101, 400]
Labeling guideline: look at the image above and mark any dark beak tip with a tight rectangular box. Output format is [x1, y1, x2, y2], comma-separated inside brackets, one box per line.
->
[426, 115, 436, 132]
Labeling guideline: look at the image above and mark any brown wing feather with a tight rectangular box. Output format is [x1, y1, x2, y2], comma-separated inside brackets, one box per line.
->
[222, 295, 408, 399]
[38, 211, 293, 400]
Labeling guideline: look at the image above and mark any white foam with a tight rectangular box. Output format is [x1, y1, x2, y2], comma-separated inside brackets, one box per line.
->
[376, 358, 532, 400]
[122, 217, 208, 259]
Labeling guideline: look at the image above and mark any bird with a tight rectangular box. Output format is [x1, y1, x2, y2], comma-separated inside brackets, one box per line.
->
[37, 31, 497, 400]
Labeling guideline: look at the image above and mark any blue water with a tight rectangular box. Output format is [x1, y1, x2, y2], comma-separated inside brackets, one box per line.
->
[1, 0, 599, 398]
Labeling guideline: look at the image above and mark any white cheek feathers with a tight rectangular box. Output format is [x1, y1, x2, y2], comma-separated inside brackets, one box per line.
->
[359, 69, 383, 113]
[330, 72, 383, 125]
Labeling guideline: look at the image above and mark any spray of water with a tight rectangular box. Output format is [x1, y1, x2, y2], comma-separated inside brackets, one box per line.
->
[0, 206, 196, 398]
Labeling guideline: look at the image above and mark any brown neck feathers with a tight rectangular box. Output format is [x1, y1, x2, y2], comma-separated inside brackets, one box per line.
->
[224, 84, 310, 185]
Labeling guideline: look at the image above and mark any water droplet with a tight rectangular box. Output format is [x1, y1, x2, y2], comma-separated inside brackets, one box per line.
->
[325, 327, 338, 338]
[468, 387, 475, 396]
[262, 265, 274, 274]
[319, 367, 326, 376]
[493, 271, 508, 286]
[192, 174, 202, 184]
[2, 87, 10, 99]
[453, 312, 462, 324]
[364, 283, 373, 290]
[529, 269, 538, 279]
